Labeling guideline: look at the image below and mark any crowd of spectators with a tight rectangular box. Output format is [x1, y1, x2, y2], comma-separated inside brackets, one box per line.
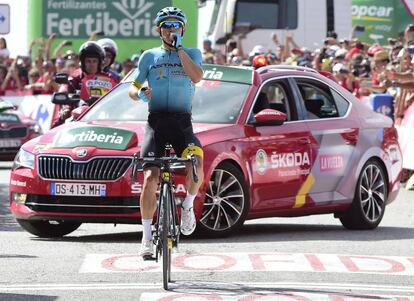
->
[201, 25, 414, 119]
[0, 32, 140, 98]
[1, 25, 414, 119]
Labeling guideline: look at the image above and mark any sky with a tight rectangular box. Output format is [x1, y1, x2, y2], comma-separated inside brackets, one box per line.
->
[0, 0, 29, 57]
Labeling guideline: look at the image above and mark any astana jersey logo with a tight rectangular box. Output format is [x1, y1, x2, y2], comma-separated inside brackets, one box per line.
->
[156, 68, 167, 80]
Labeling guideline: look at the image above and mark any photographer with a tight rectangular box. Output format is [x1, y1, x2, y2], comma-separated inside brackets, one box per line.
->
[0, 56, 26, 95]
[24, 60, 58, 95]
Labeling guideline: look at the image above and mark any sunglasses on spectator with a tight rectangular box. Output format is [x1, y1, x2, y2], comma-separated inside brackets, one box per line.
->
[160, 21, 183, 29]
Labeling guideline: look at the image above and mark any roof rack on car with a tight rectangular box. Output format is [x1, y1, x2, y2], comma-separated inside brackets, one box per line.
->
[256, 64, 318, 74]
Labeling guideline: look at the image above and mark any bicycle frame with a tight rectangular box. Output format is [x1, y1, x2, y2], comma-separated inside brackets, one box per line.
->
[131, 144, 198, 290]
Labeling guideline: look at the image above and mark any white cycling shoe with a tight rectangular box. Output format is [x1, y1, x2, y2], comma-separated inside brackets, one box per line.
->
[139, 240, 154, 257]
[180, 207, 196, 235]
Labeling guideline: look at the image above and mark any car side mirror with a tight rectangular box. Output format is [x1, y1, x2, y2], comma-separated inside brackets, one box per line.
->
[71, 106, 88, 120]
[253, 109, 286, 126]
[54, 73, 69, 84]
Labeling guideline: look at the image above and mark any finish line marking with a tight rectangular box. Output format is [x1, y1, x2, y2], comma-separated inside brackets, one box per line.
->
[139, 291, 414, 301]
[0, 282, 413, 300]
[0, 282, 413, 293]
[79, 252, 414, 275]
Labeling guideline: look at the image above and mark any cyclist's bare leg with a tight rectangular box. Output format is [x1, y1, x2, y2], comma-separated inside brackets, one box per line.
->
[140, 166, 160, 219]
[185, 155, 204, 199]
[140, 166, 159, 244]
[180, 156, 203, 235]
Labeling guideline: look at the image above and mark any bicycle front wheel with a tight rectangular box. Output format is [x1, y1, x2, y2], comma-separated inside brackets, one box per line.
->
[161, 183, 172, 290]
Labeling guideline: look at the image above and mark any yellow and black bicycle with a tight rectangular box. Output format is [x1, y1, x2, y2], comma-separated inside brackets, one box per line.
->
[132, 144, 198, 290]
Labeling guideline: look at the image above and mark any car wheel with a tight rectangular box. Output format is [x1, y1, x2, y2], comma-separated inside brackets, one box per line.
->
[16, 220, 82, 237]
[198, 162, 250, 237]
[339, 159, 387, 230]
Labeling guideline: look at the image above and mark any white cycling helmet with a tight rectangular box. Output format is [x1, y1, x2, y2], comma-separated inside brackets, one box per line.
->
[97, 38, 118, 65]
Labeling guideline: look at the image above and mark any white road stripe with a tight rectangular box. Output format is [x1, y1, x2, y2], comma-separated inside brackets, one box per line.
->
[139, 291, 414, 301]
[0, 282, 413, 294]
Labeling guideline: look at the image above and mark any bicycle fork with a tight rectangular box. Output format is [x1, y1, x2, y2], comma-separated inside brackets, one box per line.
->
[154, 180, 179, 262]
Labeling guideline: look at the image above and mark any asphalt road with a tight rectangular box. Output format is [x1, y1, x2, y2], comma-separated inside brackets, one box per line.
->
[0, 161, 413, 301]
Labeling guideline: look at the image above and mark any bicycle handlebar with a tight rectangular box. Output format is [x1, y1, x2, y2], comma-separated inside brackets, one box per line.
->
[131, 154, 198, 183]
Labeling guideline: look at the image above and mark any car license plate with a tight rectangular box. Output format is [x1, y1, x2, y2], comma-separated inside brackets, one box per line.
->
[0, 139, 21, 148]
[51, 183, 106, 196]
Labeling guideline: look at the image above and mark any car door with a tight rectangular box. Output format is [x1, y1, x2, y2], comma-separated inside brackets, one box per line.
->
[291, 77, 358, 205]
[244, 78, 314, 212]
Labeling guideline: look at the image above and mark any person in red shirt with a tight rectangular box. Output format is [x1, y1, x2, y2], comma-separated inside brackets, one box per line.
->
[369, 50, 390, 94]
[51, 41, 117, 127]
[332, 63, 361, 97]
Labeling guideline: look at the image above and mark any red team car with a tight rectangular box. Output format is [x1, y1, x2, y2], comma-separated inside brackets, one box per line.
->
[9, 65, 402, 237]
[0, 99, 42, 161]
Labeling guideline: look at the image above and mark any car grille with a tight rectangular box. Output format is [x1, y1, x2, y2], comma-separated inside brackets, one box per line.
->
[25, 195, 139, 214]
[0, 126, 27, 138]
[38, 156, 132, 181]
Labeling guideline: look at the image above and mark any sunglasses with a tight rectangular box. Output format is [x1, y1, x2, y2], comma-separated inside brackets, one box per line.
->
[160, 21, 183, 29]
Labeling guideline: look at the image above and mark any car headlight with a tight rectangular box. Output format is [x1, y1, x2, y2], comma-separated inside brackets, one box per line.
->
[29, 124, 42, 134]
[12, 149, 35, 170]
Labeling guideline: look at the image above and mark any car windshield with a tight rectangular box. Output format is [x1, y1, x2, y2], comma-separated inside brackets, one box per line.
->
[81, 80, 249, 124]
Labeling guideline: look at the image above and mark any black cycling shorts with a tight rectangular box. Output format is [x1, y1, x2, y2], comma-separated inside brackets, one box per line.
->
[140, 112, 203, 167]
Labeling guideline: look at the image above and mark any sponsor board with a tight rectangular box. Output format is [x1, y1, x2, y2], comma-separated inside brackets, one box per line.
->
[2, 94, 55, 133]
[202, 64, 253, 84]
[44, 0, 171, 38]
[352, 0, 414, 44]
[53, 126, 134, 150]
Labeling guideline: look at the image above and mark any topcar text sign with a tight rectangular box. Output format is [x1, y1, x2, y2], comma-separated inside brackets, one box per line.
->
[44, 0, 171, 38]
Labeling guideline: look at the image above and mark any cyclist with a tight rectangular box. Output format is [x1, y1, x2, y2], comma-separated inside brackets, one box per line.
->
[128, 6, 204, 257]
[97, 38, 121, 83]
[51, 41, 117, 127]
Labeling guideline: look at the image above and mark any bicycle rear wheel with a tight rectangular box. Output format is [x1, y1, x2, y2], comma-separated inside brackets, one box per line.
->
[161, 183, 171, 290]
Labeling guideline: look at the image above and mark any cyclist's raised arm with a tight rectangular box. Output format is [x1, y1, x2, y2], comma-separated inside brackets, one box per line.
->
[177, 48, 203, 83]
[129, 51, 150, 101]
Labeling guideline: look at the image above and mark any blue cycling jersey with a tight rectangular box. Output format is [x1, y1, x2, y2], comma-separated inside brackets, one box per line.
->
[133, 46, 202, 113]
